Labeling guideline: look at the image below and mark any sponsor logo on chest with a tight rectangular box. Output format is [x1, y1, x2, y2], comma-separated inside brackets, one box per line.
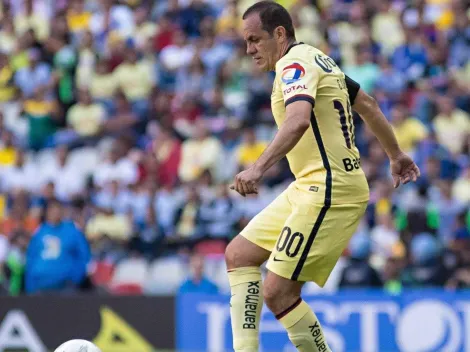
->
[283, 84, 307, 95]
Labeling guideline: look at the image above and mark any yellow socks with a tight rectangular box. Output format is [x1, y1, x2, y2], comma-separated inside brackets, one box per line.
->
[228, 267, 263, 352]
[277, 299, 331, 352]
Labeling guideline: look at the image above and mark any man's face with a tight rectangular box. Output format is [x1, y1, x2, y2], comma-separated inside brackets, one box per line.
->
[46, 203, 63, 224]
[243, 14, 279, 72]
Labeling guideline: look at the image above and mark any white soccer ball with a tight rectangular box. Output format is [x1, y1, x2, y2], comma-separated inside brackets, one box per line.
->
[54, 339, 102, 352]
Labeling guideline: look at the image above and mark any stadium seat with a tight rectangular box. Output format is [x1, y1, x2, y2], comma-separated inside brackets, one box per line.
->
[194, 239, 227, 257]
[90, 261, 115, 287]
[109, 258, 148, 292]
[143, 256, 186, 295]
[109, 283, 143, 295]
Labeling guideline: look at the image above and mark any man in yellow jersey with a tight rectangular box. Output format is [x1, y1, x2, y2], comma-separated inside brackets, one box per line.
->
[226, 2, 421, 352]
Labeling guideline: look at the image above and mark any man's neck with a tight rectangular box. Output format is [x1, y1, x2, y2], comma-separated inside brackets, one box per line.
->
[279, 40, 297, 60]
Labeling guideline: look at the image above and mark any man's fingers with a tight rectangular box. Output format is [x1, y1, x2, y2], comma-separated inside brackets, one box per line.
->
[414, 165, 421, 178]
[393, 174, 400, 188]
[240, 181, 250, 197]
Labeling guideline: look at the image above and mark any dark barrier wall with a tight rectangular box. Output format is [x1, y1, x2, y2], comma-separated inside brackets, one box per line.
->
[0, 296, 175, 352]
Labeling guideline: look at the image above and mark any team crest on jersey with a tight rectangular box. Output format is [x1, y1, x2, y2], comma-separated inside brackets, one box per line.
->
[281, 63, 305, 85]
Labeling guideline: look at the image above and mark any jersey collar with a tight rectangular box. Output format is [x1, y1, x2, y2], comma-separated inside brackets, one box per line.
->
[283, 41, 304, 57]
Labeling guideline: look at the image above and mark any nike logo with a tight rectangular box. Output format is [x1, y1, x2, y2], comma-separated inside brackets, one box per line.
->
[295, 344, 302, 348]
[273, 256, 284, 262]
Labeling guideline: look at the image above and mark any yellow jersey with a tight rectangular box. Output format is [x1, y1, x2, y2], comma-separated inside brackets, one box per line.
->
[272, 43, 369, 205]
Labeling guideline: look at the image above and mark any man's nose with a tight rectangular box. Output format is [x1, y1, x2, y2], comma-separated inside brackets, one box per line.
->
[246, 43, 256, 55]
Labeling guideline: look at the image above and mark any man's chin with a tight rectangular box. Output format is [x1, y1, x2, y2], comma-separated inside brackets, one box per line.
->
[255, 61, 269, 72]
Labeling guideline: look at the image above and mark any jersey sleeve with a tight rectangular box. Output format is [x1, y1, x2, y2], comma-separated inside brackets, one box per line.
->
[277, 59, 319, 107]
[345, 75, 360, 105]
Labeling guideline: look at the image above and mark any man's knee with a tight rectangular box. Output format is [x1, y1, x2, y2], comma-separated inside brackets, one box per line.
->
[263, 273, 302, 315]
[225, 235, 269, 270]
[263, 282, 282, 311]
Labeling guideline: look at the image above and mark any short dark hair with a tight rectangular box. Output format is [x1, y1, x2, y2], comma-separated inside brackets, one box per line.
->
[242, 1, 295, 39]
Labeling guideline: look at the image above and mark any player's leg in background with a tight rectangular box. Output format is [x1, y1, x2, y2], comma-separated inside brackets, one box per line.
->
[264, 272, 332, 352]
[225, 235, 270, 352]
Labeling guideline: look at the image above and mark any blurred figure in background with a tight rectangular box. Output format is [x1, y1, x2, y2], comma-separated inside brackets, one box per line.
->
[339, 233, 383, 288]
[25, 199, 91, 294]
[402, 233, 448, 287]
[178, 252, 218, 294]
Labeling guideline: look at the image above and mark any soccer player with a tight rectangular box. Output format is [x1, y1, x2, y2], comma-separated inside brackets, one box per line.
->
[226, 2, 420, 352]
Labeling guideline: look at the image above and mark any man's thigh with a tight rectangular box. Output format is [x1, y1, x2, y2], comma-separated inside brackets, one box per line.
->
[240, 189, 292, 252]
[266, 201, 368, 286]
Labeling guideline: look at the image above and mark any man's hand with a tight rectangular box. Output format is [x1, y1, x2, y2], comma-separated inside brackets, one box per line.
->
[229, 166, 263, 197]
[390, 152, 421, 188]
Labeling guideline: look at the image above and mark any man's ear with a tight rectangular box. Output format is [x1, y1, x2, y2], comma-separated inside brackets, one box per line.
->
[274, 26, 287, 42]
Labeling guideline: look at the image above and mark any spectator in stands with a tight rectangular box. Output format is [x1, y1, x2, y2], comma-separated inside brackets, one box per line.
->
[0, 17, 16, 55]
[199, 184, 239, 240]
[383, 254, 405, 295]
[1, 149, 39, 193]
[402, 233, 448, 287]
[113, 46, 152, 116]
[391, 104, 428, 153]
[93, 138, 138, 188]
[392, 27, 428, 82]
[370, 213, 400, 270]
[14, 49, 51, 99]
[133, 6, 157, 50]
[172, 187, 202, 242]
[22, 88, 60, 150]
[148, 128, 181, 187]
[104, 92, 140, 135]
[0, 130, 17, 168]
[0, 233, 9, 294]
[75, 31, 97, 91]
[66, 0, 92, 37]
[339, 233, 383, 288]
[176, 55, 212, 98]
[25, 199, 90, 294]
[178, 252, 218, 294]
[452, 166, 470, 205]
[433, 96, 470, 155]
[1, 230, 29, 295]
[344, 48, 380, 94]
[63, 88, 106, 146]
[371, 0, 404, 55]
[433, 180, 466, 244]
[14, 0, 49, 42]
[86, 195, 132, 263]
[89, 0, 134, 47]
[159, 29, 195, 86]
[178, 120, 222, 183]
[90, 58, 117, 112]
[39, 146, 86, 201]
[446, 213, 470, 289]
[0, 53, 16, 104]
[131, 201, 165, 260]
[374, 56, 406, 100]
[236, 127, 267, 170]
[0, 191, 39, 239]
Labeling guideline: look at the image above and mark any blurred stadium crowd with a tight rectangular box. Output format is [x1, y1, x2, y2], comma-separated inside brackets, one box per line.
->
[0, 0, 469, 296]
